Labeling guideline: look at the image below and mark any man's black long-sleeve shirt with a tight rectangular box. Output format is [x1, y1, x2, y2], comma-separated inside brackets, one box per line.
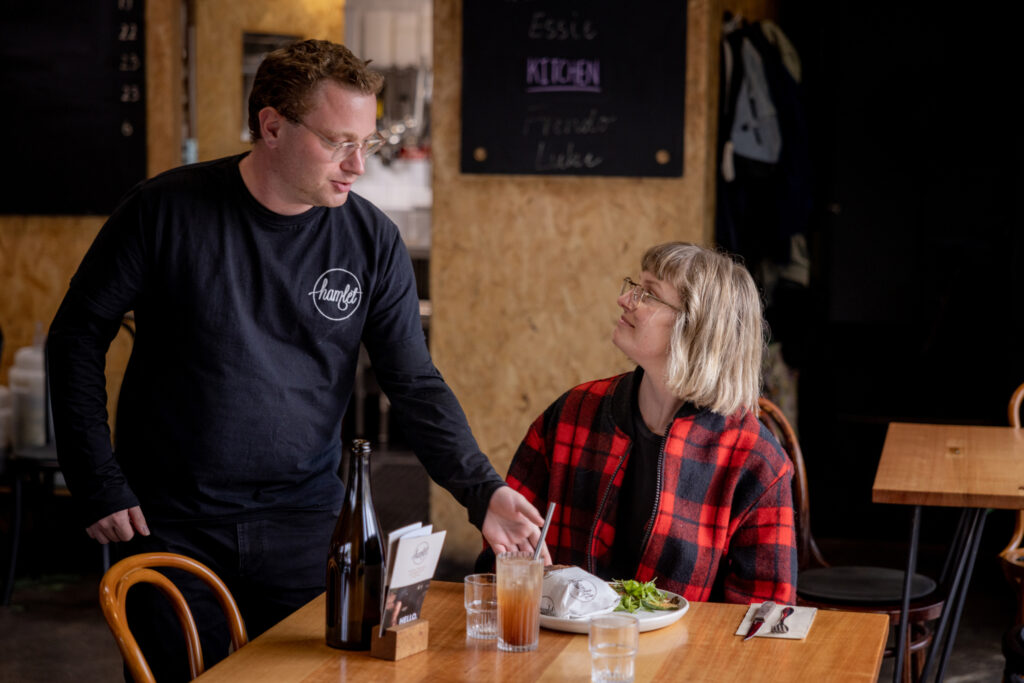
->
[48, 154, 503, 527]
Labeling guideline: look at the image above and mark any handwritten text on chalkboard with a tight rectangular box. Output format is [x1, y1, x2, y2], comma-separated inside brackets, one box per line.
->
[462, 0, 685, 177]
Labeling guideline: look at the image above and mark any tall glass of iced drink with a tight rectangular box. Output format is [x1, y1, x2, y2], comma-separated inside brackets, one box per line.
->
[496, 551, 543, 652]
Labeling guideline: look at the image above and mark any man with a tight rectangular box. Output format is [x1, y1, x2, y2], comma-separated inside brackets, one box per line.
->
[47, 39, 545, 681]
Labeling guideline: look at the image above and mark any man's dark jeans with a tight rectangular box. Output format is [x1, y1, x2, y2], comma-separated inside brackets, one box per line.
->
[116, 510, 337, 682]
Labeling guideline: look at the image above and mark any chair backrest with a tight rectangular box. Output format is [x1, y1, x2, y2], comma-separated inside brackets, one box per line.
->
[1010, 382, 1024, 429]
[757, 397, 827, 570]
[1002, 383, 1024, 559]
[99, 552, 248, 683]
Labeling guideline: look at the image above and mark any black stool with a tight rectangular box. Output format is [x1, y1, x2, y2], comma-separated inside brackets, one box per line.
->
[2, 444, 109, 605]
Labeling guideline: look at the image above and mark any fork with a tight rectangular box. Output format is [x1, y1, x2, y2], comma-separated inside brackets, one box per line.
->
[771, 607, 795, 634]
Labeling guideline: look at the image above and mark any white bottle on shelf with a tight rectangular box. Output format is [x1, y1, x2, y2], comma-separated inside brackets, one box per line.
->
[10, 334, 47, 450]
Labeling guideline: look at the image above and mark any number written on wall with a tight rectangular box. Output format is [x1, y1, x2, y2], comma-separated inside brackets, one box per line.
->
[116, 2, 145, 144]
[119, 22, 139, 41]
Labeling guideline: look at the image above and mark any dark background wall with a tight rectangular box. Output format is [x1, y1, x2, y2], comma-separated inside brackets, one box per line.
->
[780, 3, 1023, 547]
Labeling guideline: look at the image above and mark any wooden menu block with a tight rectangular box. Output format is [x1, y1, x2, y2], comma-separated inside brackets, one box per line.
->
[369, 619, 429, 661]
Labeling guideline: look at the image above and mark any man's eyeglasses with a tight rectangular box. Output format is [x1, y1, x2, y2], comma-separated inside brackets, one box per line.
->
[621, 277, 682, 313]
[294, 120, 387, 162]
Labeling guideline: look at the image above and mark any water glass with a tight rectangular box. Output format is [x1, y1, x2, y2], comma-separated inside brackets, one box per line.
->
[589, 613, 639, 683]
[464, 573, 497, 639]
[496, 551, 544, 652]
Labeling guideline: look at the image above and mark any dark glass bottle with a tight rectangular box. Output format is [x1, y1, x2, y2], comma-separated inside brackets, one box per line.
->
[326, 438, 384, 649]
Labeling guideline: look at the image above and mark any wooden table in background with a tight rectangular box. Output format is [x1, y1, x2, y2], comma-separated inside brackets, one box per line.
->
[195, 581, 887, 682]
[873, 422, 1024, 682]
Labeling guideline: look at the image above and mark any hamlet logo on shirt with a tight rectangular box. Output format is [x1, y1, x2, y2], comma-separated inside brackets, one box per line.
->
[309, 268, 362, 321]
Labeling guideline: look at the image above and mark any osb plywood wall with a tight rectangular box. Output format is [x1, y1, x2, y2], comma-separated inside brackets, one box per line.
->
[194, 0, 345, 162]
[429, 0, 723, 563]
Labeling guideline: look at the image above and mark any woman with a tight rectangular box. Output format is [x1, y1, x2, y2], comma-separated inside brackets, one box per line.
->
[490, 242, 796, 604]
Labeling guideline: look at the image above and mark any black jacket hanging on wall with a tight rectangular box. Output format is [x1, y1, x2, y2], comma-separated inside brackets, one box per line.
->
[716, 17, 813, 366]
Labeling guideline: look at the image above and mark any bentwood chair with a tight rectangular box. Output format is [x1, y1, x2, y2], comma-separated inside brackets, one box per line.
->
[758, 397, 944, 683]
[99, 552, 248, 683]
[999, 382, 1024, 623]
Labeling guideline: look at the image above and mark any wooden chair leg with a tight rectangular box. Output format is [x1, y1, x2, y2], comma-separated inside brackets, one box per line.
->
[912, 644, 926, 683]
[1017, 581, 1024, 626]
[900, 643, 913, 683]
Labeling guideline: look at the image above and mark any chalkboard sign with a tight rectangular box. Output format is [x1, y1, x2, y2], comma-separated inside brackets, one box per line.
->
[0, 0, 147, 215]
[461, 0, 685, 177]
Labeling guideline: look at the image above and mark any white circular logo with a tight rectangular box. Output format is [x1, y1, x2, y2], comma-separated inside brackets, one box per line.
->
[308, 269, 362, 321]
[569, 579, 597, 602]
[412, 541, 429, 565]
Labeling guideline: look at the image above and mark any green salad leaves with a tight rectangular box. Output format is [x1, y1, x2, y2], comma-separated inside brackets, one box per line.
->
[610, 579, 681, 613]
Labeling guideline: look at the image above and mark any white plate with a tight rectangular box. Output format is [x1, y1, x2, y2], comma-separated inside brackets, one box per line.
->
[539, 590, 689, 634]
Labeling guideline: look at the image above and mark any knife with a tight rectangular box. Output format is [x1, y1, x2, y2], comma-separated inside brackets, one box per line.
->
[742, 601, 776, 641]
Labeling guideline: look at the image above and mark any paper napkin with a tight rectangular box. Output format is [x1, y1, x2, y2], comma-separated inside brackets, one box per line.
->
[734, 602, 817, 640]
[540, 566, 620, 619]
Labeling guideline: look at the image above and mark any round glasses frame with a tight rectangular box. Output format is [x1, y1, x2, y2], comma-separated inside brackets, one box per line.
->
[294, 120, 386, 163]
[620, 277, 683, 313]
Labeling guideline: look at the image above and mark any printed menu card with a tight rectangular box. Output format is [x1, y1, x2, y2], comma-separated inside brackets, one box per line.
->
[379, 523, 446, 634]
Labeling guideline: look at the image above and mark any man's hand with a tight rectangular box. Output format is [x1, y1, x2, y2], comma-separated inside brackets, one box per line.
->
[85, 506, 150, 544]
[481, 487, 552, 564]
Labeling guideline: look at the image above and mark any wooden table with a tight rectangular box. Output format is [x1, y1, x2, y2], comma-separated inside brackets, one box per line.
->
[194, 581, 888, 682]
[873, 422, 1024, 682]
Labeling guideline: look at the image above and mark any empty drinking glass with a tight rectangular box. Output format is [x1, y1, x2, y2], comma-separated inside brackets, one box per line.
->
[464, 573, 497, 639]
[589, 613, 640, 683]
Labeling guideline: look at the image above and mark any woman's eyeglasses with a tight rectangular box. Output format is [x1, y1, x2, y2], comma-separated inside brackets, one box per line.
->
[620, 277, 682, 313]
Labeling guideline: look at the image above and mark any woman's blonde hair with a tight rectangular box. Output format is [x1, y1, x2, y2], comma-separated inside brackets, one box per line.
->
[641, 242, 767, 415]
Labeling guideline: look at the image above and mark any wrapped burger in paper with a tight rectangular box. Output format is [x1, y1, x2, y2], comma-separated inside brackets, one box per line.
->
[540, 565, 620, 619]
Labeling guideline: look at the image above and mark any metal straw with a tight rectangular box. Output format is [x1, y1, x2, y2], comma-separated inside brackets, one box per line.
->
[533, 501, 556, 561]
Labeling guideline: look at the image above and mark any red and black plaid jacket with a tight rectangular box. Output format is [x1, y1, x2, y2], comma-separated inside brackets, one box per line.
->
[505, 369, 797, 604]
